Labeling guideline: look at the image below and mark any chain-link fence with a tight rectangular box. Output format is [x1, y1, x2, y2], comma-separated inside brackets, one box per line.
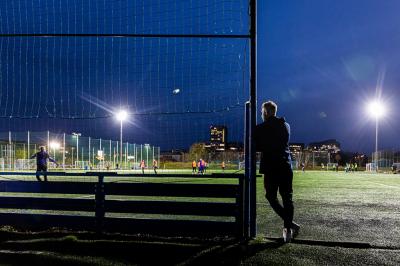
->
[371, 149, 400, 171]
[0, 131, 159, 170]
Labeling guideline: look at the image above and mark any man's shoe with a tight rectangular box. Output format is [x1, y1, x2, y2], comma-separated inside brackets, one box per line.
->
[291, 222, 300, 238]
[282, 228, 293, 243]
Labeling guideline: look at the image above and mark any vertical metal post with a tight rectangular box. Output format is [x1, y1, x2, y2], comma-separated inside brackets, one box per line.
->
[158, 147, 160, 167]
[244, 101, 251, 239]
[134, 144, 136, 169]
[27, 131, 30, 159]
[63, 133, 66, 170]
[109, 140, 112, 163]
[120, 120, 123, 168]
[95, 174, 105, 233]
[146, 145, 149, 168]
[249, 0, 257, 238]
[76, 135, 79, 164]
[47, 131, 50, 153]
[9, 131, 12, 170]
[237, 173, 245, 239]
[89, 137, 91, 166]
[126, 142, 129, 168]
[113, 147, 116, 167]
[375, 118, 379, 172]
[116, 141, 119, 168]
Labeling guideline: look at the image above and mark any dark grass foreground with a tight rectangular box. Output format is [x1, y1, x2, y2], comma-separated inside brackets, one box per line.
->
[0, 229, 399, 265]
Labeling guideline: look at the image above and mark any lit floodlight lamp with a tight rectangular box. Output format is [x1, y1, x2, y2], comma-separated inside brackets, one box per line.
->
[49, 141, 61, 150]
[116, 110, 128, 121]
[367, 100, 386, 119]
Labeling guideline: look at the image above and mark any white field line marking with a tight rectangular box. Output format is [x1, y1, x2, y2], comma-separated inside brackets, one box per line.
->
[366, 181, 400, 189]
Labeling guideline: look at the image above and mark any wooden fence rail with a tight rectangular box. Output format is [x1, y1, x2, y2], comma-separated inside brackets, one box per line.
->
[0, 172, 245, 238]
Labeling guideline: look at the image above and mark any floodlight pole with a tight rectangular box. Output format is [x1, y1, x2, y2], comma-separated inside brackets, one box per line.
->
[63, 133, 66, 170]
[375, 118, 379, 172]
[120, 120, 123, 169]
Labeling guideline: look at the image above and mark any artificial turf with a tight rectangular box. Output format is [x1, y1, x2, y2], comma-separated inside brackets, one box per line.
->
[0, 170, 398, 265]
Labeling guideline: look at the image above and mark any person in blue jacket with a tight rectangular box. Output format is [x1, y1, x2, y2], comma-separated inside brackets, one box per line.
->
[30, 146, 58, 181]
[255, 100, 300, 243]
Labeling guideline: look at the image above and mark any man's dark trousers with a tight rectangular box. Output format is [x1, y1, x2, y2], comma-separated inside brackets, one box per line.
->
[36, 164, 48, 181]
[264, 165, 293, 229]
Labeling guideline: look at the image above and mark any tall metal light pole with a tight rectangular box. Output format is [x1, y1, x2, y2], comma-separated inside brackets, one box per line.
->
[367, 100, 386, 172]
[116, 110, 128, 169]
[72, 132, 81, 168]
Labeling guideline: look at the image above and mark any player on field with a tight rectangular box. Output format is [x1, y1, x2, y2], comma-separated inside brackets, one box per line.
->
[192, 160, 197, 174]
[198, 159, 204, 175]
[221, 161, 226, 172]
[30, 146, 58, 182]
[140, 160, 146, 174]
[255, 100, 300, 243]
[152, 159, 158, 174]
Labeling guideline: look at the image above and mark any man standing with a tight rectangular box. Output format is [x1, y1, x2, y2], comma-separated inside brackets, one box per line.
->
[255, 101, 300, 243]
[30, 146, 58, 182]
[152, 159, 158, 174]
[192, 160, 197, 174]
[140, 160, 146, 174]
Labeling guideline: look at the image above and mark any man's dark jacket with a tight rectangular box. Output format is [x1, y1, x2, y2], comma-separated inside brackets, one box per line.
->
[255, 116, 291, 174]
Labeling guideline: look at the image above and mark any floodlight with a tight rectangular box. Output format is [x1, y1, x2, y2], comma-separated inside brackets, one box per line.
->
[116, 110, 128, 121]
[49, 141, 61, 150]
[367, 100, 386, 119]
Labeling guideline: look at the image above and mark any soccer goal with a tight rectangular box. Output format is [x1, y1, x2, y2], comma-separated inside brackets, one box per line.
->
[366, 163, 377, 172]
[15, 159, 36, 170]
[75, 161, 90, 170]
[326, 163, 338, 171]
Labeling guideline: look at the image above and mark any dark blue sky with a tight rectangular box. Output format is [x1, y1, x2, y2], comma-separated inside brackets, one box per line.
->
[259, 0, 400, 152]
[0, 0, 399, 153]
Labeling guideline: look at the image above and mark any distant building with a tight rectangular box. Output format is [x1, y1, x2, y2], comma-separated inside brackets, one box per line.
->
[307, 139, 341, 153]
[289, 143, 304, 153]
[209, 126, 227, 151]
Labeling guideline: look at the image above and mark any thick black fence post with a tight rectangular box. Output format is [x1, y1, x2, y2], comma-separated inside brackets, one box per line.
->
[95, 174, 105, 233]
[249, 0, 258, 239]
[236, 174, 245, 239]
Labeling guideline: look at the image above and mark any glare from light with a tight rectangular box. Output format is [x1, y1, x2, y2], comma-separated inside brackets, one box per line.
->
[50, 141, 61, 150]
[367, 100, 386, 119]
[116, 110, 128, 121]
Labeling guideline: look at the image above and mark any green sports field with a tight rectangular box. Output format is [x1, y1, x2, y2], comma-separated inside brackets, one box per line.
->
[0, 170, 399, 265]
[259, 171, 400, 247]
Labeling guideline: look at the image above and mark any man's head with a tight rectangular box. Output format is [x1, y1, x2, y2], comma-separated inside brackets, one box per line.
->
[261, 101, 278, 121]
[39, 146, 45, 152]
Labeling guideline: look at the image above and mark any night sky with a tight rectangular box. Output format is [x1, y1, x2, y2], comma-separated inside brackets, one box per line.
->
[0, 0, 399, 153]
[260, 0, 400, 153]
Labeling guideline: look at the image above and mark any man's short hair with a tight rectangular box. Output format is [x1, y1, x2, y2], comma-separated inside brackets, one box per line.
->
[262, 101, 278, 116]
